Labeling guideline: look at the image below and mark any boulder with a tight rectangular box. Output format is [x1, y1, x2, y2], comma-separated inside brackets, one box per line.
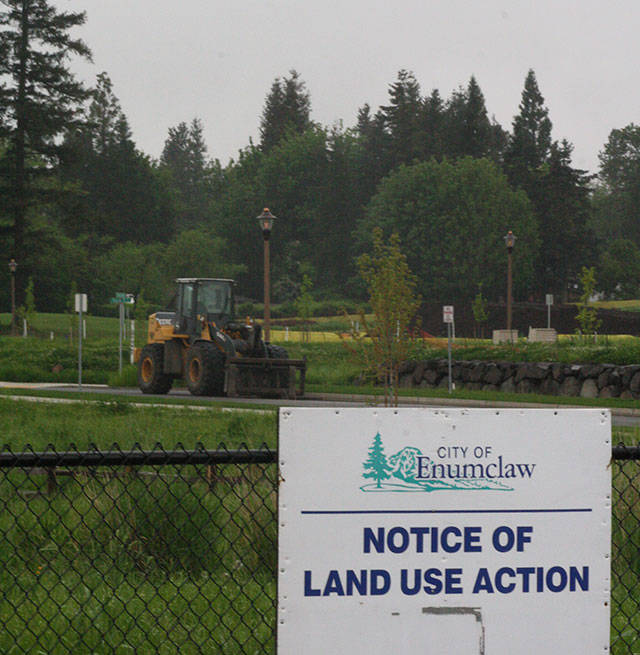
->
[560, 376, 581, 396]
[551, 363, 565, 382]
[600, 385, 620, 399]
[423, 369, 439, 385]
[412, 362, 426, 385]
[539, 378, 560, 396]
[484, 364, 503, 386]
[399, 360, 415, 375]
[516, 379, 534, 394]
[621, 365, 640, 387]
[500, 377, 516, 393]
[469, 363, 486, 383]
[579, 364, 603, 380]
[630, 371, 640, 394]
[580, 379, 599, 398]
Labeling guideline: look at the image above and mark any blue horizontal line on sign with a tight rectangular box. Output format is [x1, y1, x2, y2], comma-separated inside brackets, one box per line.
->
[300, 508, 593, 515]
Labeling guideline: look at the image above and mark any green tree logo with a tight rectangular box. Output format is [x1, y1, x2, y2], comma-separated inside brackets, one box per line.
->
[363, 433, 393, 488]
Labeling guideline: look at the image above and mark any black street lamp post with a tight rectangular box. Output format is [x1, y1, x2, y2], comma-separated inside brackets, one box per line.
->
[504, 231, 516, 340]
[257, 208, 275, 343]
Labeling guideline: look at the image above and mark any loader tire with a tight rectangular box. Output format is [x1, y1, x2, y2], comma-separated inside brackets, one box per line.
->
[138, 344, 173, 394]
[186, 342, 225, 396]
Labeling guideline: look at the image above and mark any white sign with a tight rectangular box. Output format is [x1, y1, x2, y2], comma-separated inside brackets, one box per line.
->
[546, 294, 554, 306]
[278, 408, 610, 655]
[74, 293, 87, 313]
[443, 305, 454, 323]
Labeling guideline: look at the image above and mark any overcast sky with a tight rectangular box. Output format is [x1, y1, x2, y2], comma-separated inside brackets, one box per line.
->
[56, 0, 640, 174]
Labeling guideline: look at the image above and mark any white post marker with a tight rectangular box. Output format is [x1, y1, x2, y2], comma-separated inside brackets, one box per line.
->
[75, 293, 87, 389]
[127, 294, 136, 364]
[443, 306, 454, 393]
[546, 294, 554, 329]
[278, 408, 611, 655]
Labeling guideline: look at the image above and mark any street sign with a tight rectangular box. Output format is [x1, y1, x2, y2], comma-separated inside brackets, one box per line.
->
[278, 408, 611, 655]
[74, 293, 87, 313]
[110, 292, 135, 305]
[443, 305, 454, 323]
[545, 294, 554, 306]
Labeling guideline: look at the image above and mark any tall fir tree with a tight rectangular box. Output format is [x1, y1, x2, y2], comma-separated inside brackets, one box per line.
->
[504, 69, 552, 189]
[444, 76, 493, 160]
[355, 103, 392, 199]
[503, 71, 595, 298]
[59, 73, 175, 243]
[259, 70, 311, 151]
[0, 0, 91, 297]
[595, 124, 640, 245]
[419, 89, 445, 161]
[161, 117, 211, 227]
[381, 69, 423, 168]
[535, 140, 595, 298]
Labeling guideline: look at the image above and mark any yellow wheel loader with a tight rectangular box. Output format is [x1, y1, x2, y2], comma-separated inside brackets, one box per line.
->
[135, 278, 305, 398]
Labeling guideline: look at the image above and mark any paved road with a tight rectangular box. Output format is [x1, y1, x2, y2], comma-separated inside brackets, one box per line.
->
[3, 382, 639, 427]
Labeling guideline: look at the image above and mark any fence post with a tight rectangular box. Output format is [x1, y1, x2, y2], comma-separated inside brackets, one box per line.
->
[46, 468, 57, 495]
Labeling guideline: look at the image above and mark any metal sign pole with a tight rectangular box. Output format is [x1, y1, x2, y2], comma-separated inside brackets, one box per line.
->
[545, 294, 554, 330]
[78, 305, 83, 390]
[447, 322, 452, 394]
[119, 301, 124, 375]
[443, 305, 454, 393]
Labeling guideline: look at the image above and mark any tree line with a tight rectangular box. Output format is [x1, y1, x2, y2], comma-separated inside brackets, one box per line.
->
[1, 0, 639, 318]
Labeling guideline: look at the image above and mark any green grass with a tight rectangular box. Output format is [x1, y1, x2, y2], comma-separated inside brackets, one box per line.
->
[0, 311, 147, 343]
[0, 397, 276, 450]
[0, 398, 278, 653]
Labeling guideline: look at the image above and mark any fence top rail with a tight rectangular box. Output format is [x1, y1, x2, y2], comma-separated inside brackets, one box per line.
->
[612, 444, 640, 460]
[1, 444, 636, 468]
[0, 446, 277, 468]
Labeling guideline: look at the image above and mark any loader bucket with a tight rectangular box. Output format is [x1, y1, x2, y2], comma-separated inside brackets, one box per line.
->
[224, 356, 306, 399]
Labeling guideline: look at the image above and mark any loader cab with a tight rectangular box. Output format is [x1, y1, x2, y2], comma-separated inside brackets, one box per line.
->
[174, 278, 235, 335]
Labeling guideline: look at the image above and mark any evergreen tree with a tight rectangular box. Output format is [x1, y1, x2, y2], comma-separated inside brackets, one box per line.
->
[504, 69, 552, 187]
[419, 89, 445, 161]
[59, 73, 176, 243]
[596, 124, 640, 245]
[355, 103, 392, 198]
[381, 70, 422, 167]
[535, 140, 595, 298]
[502, 71, 594, 298]
[598, 239, 640, 299]
[259, 70, 311, 151]
[363, 433, 393, 488]
[444, 76, 493, 159]
[160, 117, 211, 227]
[87, 72, 123, 155]
[0, 0, 91, 297]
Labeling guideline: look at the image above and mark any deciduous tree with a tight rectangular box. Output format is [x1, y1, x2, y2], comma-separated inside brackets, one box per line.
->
[348, 228, 421, 406]
[359, 157, 539, 304]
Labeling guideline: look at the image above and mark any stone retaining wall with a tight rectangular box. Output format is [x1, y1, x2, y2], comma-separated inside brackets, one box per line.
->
[399, 359, 640, 399]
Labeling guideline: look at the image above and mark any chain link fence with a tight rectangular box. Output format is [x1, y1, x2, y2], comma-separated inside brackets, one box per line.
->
[0, 445, 278, 654]
[0, 443, 638, 653]
[612, 444, 640, 653]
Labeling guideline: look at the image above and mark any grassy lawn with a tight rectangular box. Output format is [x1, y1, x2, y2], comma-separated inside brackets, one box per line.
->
[0, 398, 278, 653]
[0, 397, 276, 451]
